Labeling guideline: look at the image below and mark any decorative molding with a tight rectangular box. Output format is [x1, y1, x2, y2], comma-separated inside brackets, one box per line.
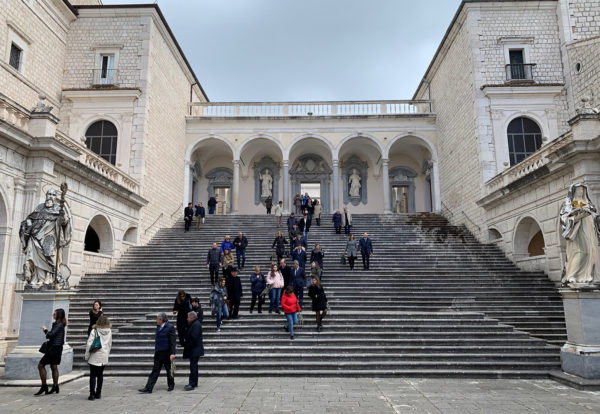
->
[205, 167, 233, 208]
[388, 166, 417, 213]
[289, 154, 332, 213]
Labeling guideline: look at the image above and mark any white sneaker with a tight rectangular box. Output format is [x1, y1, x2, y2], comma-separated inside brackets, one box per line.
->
[217, 328, 221, 333]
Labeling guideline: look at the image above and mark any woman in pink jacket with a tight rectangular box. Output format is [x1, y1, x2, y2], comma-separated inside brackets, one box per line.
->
[266, 263, 284, 314]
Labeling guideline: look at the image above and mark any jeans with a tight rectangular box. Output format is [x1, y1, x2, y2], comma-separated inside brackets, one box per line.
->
[285, 312, 298, 336]
[302, 230, 308, 240]
[294, 285, 304, 308]
[216, 303, 229, 328]
[236, 250, 246, 268]
[145, 351, 174, 391]
[188, 356, 199, 387]
[269, 288, 282, 311]
[209, 207, 215, 214]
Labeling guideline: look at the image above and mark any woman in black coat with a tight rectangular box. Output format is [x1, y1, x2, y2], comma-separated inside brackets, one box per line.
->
[35, 308, 67, 396]
[87, 300, 103, 336]
[271, 231, 288, 263]
[173, 290, 192, 347]
[307, 276, 328, 332]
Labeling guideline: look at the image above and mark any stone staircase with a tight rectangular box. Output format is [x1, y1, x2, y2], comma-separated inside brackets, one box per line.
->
[67, 213, 566, 377]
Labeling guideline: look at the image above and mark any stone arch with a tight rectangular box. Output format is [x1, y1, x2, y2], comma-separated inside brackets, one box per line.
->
[0, 189, 9, 286]
[488, 227, 503, 243]
[123, 226, 138, 244]
[185, 134, 236, 162]
[82, 114, 122, 140]
[503, 113, 547, 141]
[513, 216, 545, 259]
[85, 214, 114, 256]
[239, 134, 284, 160]
[385, 133, 438, 161]
[334, 133, 384, 161]
[286, 133, 334, 161]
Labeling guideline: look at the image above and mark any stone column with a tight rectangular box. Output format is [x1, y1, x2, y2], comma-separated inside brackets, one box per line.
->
[283, 160, 289, 213]
[382, 158, 391, 213]
[232, 160, 240, 214]
[332, 160, 339, 213]
[431, 160, 441, 213]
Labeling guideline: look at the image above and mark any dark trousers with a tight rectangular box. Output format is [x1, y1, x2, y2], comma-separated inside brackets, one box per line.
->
[251, 292, 264, 312]
[230, 300, 240, 317]
[335, 226, 341, 234]
[209, 264, 219, 285]
[266, 208, 271, 214]
[362, 253, 370, 270]
[294, 285, 304, 308]
[348, 256, 356, 270]
[344, 224, 351, 235]
[188, 356, 199, 387]
[145, 352, 174, 391]
[316, 218, 320, 226]
[184, 217, 192, 231]
[89, 364, 105, 395]
[236, 250, 246, 268]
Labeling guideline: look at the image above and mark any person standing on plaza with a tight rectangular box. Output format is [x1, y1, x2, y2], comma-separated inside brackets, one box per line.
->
[272, 231, 288, 263]
[85, 315, 112, 401]
[184, 202, 194, 232]
[207, 195, 217, 215]
[35, 308, 67, 396]
[332, 210, 342, 234]
[139, 312, 176, 393]
[291, 260, 305, 307]
[233, 232, 248, 269]
[173, 290, 192, 347]
[313, 200, 322, 226]
[274, 200, 283, 226]
[281, 286, 301, 340]
[266, 263, 284, 314]
[195, 202, 206, 228]
[358, 232, 374, 270]
[345, 234, 359, 271]
[183, 311, 204, 391]
[226, 267, 243, 318]
[310, 243, 324, 270]
[279, 258, 292, 288]
[206, 242, 222, 286]
[250, 266, 266, 314]
[308, 276, 328, 332]
[87, 300, 103, 336]
[222, 248, 234, 279]
[342, 207, 353, 235]
[210, 278, 229, 332]
[265, 195, 273, 214]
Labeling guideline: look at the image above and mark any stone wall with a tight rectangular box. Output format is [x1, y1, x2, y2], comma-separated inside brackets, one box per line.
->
[568, 0, 600, 40]
[566, 37, 600, 110]
[82, 252, 113, 274]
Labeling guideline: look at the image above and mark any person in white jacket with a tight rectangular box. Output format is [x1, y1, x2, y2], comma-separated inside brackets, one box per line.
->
[85, 315, 112, 401]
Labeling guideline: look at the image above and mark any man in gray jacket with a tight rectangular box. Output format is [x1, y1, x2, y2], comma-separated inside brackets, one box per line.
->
[206, 242, 222, 286]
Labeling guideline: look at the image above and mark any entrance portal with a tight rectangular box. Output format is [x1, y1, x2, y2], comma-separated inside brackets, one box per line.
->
[300, 182, 321, 204]
[392, 185, 409, 213]
[214, 187, 230, 215]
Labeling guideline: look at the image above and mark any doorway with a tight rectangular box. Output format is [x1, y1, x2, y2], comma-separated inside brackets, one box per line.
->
[300, 182, 321, 204]
[214, 187, 230, 215]
[392, 185, 409, 213]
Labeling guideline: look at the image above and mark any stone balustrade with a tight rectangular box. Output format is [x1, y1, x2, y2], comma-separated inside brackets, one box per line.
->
[83, 151, 140, 194]
[188, 100, 433, 117]
[0, 94, 30, 131]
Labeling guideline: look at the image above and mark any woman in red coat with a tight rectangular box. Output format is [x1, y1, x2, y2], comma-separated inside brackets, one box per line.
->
[281, 286, 301, 340]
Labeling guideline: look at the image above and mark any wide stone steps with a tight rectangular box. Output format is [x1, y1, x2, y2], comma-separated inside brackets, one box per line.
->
[68, 213, 566, 377]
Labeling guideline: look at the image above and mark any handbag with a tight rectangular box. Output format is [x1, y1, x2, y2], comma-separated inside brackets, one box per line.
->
[340, 253, 346, 265]
[260, 283, 272, 298]
[89, 328, 102, 353]
[326, 302, 331, 315]
[225, 299, 232, 312]
[39, 341, 49, 354]
[297, 311, 304, 326]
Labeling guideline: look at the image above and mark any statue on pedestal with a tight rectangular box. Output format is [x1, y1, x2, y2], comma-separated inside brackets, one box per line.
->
[260, 169, 273, 198]
[18, 183, 72, 289]
[348, 169, 361, 197]
[560, 183, 600, 287]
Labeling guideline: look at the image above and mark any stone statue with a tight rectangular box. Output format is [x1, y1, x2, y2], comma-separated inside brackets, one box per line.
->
[260, 169, 273, 198]
[18, 184, 72, 289]
[349, 169, 361, 197]
[560, 183, 600, 287]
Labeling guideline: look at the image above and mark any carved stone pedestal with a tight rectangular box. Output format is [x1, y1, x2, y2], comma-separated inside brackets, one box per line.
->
[3, 290, 75, 380]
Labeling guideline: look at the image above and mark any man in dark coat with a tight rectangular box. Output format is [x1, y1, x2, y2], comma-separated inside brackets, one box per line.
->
[226, 267, 243, 318]
[292, 245, 307, 269]
[294, 234, 307, 251]
[139, 312, 176, 393]
[191, 297, 203, 322]
[206, 242, 222, 285]
[332, 210, 342, 234]
[291, 261, 306, 307]
[207, 196, 217, 214]
[184, 203, 194, 232]
[233, 232, 248, 269]
[183, 311, 204, 391]
[287, 212, 297, 232]
[195, 202, 206, 228]
[288, 224, 300, 255]
[279, 258, 292, 288]
[358, 232, 374, 270]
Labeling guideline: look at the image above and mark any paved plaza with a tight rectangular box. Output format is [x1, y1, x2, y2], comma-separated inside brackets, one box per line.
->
[1, 377, 599, 413]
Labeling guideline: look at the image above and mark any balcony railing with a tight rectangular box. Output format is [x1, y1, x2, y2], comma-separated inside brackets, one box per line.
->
[188, 100, 433, 117]
[92, 69, 118, 86]
[505, 64, 536, 82]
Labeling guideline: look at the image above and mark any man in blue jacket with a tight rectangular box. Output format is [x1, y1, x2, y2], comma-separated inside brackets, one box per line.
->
[291, 260, 305, 307]
[195, 202, 206, 228]
[183, 311, 204, 391]
[358, 232, 374, 270]
[139, 312, 176, 393]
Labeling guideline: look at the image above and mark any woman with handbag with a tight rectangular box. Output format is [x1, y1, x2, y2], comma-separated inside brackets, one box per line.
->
[87, 300, 103, 336]
[210, 278, 229, 332]
[345, 234, 359, 271]
[266, 263, 284, 314]
[85, 315, 112, 401]
[308, 276, 328, 332]
[173, 290, 192, 347]
[35, 308, 67, 396]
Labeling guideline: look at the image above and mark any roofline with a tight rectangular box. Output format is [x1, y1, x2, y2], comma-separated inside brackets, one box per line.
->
[412, 0, 558, 100]
[62, 0, 78, 16]
[74, 3, 209, 102]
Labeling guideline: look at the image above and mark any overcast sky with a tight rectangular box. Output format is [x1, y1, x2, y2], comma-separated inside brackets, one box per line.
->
[102, 0, 462, 101]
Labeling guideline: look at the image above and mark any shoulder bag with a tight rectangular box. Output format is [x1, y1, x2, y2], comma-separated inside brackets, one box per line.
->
[89, 328, 102, 353]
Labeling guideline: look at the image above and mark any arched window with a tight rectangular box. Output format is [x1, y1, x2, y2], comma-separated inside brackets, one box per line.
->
[85, 120, 118, 165]
[84, 227, 100, 253]
[507, 117, 542, 166]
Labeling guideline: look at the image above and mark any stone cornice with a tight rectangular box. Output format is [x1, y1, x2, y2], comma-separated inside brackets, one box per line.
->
[62, 88, 142, 102]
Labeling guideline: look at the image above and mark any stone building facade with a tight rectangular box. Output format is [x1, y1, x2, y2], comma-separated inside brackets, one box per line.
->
[0, 0, 599, 359]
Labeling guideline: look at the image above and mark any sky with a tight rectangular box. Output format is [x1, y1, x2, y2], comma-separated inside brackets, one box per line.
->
[102, 0, 463, 102]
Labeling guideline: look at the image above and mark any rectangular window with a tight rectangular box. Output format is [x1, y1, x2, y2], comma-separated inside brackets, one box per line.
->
[99, 54, 115, 84]
[9, 43, 22, 70]
[509, 49, 525, 80]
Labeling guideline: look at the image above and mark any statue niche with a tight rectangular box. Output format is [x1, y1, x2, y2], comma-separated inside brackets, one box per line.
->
[253, 156, 280, 206]
[341, 156, 368, 206]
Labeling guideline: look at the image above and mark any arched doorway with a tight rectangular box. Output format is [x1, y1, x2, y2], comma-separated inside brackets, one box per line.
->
[513, 216, 546, 272]
[85, 215, 114, 256]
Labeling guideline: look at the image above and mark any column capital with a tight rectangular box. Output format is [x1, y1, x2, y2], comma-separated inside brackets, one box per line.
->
[332, 159, 339, 167]
[233, 159, 240, 166]
[283, 160, 289, 167]
[381, 158, 389, 165]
